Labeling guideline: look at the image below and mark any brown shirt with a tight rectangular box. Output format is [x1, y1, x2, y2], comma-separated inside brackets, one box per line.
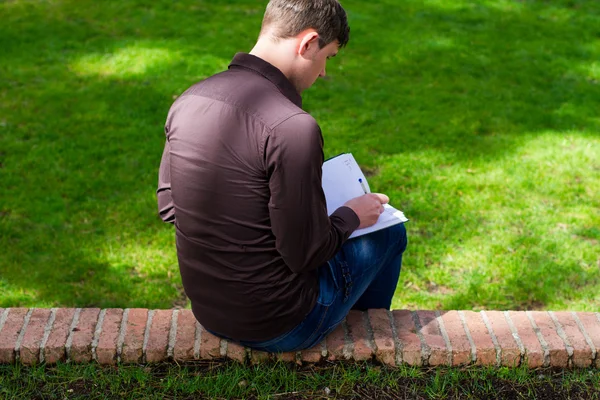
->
[157, 53, 359, 341]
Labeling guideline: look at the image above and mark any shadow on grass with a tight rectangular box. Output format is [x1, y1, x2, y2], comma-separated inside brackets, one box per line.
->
[0, 0, 598, 309]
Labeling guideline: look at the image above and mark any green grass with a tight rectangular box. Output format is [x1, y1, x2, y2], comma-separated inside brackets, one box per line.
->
[1, 0, 599, 311]
[1, 361, 599, 399]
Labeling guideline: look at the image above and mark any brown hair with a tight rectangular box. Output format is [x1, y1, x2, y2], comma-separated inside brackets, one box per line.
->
[260, 0, 350, 48]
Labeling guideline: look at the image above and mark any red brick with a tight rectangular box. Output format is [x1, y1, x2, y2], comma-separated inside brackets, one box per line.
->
[96, 309, 123, 365]
[484, 311, 520, 367]
[301, 341, 324, 363]
[326, 323, 346, 361]
[392, 310, 422, 366]
[575, 313, 600, 368]
[226, 341, 246, 363]
[552, 312, 593, 368]
[274, 351, 295, 364]
[70, 308, 100, 363]
[440, 311, 471, 366]
[200, 328, 222, 359]
[121, 308, 147, 364]
[0, 308, 29, 363]
[145, 310, 172, 363]
[251, 349, 273, 364]
[508, 311, 545, 368]
[528, 311, 569, 368]
[416, 310, 449, 366]
[43, 308, 76, 364]
[20, 309, 52, 365]
[346, 310, 373, 361]
[368, 309, 395, 366]
[173, 310, 196, 362]
[461, 311, 496, 366]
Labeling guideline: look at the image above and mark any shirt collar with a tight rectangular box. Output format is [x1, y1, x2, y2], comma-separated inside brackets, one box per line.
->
[228, 53, 302, 108]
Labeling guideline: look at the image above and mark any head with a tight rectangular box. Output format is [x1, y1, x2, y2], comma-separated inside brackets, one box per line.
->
[251, 0, 350, 93]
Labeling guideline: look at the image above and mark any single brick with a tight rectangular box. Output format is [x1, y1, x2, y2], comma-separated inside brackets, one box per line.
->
[70, 308, 100, 363]
[392, 310, 422, 366]
[440, 311, 471, 366]
[574, 313, 600, 368]
[121, 308, 148, 364]
[416, 310, 449, 366]
[0, 308, 29, 363]
[43, 308, 76, 364]
[326, 322, 346, 361]
[461, 311, 496, 366]
[145, 310, 172, 363]
[173, 310, 196, 362]
[508, 311, 544, 368]
[200, 328, 222, 359]
[20, 309, 52, 365]
[552, 312, 592, 368]
[274, 351, 295, 364]
[484, 311, 520, 367]
[368, 309, 395, 366]
[96, 309, 123, 365]
[346, 310, 373, 361]
[252, 349, 273, 364]
[226, 340, 246, 363]
[301, 340, 324, 363]
[528, 311, 569, 368]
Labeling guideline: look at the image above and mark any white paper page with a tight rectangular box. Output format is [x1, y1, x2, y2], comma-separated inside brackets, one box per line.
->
[321, 154, 370, 215]
[322, 153, 408, 239]
[349, 204, 408, 239]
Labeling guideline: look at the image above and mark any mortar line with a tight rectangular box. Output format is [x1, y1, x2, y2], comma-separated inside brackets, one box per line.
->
[548, 311, 574, 367]
[526, 311, 550, 367]
[435, 310, 452, 366]
[14, 308, 34, 361]
[503, 311, 525, 366]
[480, 311, 501, 367]
[65, 308, 82, 362]
[91, 309, 107, 363]
[116, 308, 130, 363]
[0, 308, 9, 336]
[142, 310, 155, 364]
[39, 308, 57, 364]
[167, 310, 178, 359]
[388, 310, 402, 366]
[458, 311, 477, 364]
[342, 318, 353, 360]
[411, 311, 430, 366]
[362, 310, 375, 356]
[571, 312, 596, 362]
[193, 321, 202, 360]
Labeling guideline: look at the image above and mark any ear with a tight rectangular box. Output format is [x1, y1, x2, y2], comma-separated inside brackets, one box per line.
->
[297, 30, 320, 58]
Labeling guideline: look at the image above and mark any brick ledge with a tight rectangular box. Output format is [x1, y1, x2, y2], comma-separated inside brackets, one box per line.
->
[0, 308, 598, 368]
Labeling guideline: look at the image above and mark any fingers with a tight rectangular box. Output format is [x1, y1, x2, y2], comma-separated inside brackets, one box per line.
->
[380, 204, 385, 214]
[372, 193, 390, 204]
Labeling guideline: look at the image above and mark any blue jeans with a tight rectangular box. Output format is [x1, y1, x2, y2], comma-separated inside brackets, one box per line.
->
[235, 222, 408, 353]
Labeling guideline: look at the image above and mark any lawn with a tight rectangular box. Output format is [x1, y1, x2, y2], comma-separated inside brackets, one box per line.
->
[1, 361, 599, 399]
[1, 0, 599, 312]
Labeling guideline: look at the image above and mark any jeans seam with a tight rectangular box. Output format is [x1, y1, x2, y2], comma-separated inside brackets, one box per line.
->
[293, 303, 331, 351]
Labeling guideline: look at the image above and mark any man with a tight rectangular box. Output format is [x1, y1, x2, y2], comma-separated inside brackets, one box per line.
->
[157, 0, 407, 352]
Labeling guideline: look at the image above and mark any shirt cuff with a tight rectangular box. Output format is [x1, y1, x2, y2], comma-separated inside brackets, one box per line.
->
[331, 206, 360, 232]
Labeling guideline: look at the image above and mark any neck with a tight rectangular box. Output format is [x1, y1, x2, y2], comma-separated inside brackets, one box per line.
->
[249, 36, 297, 83]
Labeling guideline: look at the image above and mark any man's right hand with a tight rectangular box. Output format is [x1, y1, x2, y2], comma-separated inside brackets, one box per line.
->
[343, 193, 390, 229]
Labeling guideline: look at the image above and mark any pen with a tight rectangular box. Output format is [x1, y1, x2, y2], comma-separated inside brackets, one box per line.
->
[359, 178, 368, 194]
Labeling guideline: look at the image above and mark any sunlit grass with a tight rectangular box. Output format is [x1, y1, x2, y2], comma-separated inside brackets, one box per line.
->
[0, 0, 599, 312]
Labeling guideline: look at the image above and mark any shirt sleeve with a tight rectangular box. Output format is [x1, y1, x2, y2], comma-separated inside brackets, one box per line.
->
[157, 139, 176, 224]
[265, 113, 360, 274]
